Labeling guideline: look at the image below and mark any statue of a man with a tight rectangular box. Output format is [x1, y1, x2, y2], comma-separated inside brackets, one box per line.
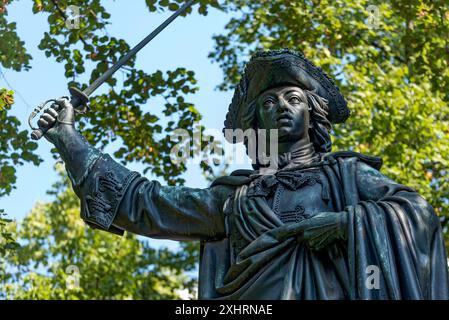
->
[37, 49, 449, 299]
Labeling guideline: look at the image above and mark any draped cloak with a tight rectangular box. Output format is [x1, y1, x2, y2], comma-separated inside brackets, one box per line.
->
[73, 151, 449, 300]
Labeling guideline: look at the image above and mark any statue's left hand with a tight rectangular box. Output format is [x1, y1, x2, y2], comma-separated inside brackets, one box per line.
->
[297, 211, 348, 251]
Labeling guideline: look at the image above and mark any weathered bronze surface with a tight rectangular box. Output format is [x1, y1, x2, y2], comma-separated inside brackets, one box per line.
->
[37, 49, 449, 299]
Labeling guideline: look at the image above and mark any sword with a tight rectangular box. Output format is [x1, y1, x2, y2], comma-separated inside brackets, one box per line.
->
[29, 0, 196, 140]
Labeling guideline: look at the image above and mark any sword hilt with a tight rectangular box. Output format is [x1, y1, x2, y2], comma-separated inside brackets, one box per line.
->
[30, 87, 89, 140]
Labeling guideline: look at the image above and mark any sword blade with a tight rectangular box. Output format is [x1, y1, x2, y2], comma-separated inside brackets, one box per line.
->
[83, 0, 196, 97]
[29, 0, 196, 140]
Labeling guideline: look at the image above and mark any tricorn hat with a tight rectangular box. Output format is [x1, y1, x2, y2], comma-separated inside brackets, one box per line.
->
[223, 49, 349, 143]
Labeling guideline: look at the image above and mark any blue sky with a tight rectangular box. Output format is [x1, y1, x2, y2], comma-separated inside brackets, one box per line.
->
[1, 1, 250, 248]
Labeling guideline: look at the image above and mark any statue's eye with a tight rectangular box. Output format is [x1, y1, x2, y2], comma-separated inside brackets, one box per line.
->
[263, 98, 275, 107]
[288, 96, 301, 104]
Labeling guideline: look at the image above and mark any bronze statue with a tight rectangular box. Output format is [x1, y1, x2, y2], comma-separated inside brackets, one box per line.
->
[36, 49, 449, 299]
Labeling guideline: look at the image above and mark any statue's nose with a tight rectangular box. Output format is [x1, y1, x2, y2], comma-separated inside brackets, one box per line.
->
[277, 98, 288, 112]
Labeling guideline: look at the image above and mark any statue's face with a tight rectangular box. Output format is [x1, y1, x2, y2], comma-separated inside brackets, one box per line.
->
[256, 85, 310, 143]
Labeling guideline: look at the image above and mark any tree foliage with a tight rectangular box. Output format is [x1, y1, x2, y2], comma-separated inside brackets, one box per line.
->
[0, 89, 41, 197]
[0, 0, 40, 196]
[1, 0, 41, 256]
[0, 0, 32, 71]
[0, 88, 41, 256]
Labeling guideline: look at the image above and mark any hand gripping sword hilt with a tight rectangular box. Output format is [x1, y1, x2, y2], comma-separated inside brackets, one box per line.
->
[29, 87, 89, 140]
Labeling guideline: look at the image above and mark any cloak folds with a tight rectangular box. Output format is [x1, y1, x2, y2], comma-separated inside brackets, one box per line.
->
[73, 152, 449, 300]
[200, 153, 449, 299]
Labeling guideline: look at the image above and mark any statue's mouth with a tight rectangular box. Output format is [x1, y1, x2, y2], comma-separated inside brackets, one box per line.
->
[277, 113, 293, 123]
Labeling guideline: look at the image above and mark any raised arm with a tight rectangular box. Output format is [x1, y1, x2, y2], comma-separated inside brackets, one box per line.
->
[37, 98, 233, 241]
[37, 98, 102, 189]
